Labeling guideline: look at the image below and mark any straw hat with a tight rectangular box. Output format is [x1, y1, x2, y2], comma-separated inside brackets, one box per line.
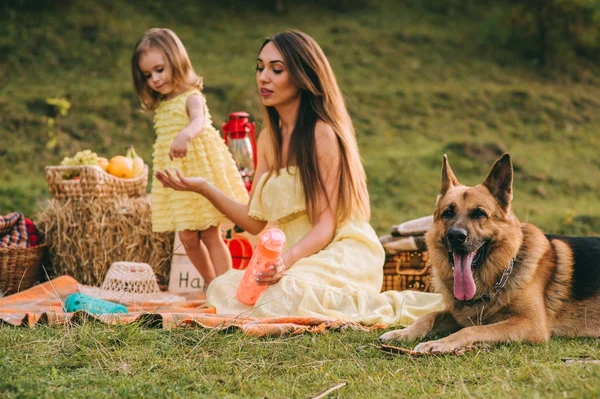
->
[78, 261, 185, 304]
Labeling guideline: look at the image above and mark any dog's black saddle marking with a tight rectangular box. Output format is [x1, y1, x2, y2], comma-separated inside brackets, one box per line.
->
[546, 235, 600, 300]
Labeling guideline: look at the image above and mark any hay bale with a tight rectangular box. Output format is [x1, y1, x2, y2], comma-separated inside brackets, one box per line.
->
[37, 195, 174, 288]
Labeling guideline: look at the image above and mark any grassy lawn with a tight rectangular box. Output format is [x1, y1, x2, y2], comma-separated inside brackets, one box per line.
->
[1, 1, 599, 397]
[1, 323, 599, 398]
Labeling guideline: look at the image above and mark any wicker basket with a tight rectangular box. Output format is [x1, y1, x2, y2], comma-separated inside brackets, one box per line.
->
[0, 244, 47, 296]
[382, 250, 433, 293]
[45, 165, 148, 200]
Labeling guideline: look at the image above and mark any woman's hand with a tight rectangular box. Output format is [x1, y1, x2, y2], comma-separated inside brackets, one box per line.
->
[169, 130, 192, 160]
[255, 258, 286, 286]
[155, 168, 207, 194]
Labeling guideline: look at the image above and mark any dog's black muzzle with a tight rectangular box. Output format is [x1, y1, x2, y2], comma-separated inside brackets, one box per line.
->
[445, 227, 490, 269]
[446, 227, 468, 248]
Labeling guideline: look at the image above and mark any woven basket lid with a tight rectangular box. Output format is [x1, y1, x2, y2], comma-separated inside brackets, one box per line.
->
[78, 261, 185, 304]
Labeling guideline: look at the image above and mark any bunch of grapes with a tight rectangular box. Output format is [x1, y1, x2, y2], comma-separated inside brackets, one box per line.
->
[60, 149, 99, 179]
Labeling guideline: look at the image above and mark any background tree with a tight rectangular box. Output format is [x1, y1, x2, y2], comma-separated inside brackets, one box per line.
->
[483, 0, 600, 65]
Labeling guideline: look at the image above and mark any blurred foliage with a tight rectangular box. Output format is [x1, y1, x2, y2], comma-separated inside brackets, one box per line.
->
[480, 0, 600, 65]
[0, 0, 598, 236]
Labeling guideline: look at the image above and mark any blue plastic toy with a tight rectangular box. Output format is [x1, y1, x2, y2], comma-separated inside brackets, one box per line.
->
[64, 293, 128, 315]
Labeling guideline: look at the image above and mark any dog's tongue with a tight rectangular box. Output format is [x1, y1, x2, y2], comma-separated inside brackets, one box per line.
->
[453, 252, 477, 301]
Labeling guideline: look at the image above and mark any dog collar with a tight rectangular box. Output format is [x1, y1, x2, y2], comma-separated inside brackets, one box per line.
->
[454, 258, 515, 307]
[493, 257, 514, 293]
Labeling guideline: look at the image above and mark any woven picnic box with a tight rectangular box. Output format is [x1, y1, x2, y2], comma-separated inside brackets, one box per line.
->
[0, 244, 47, 296]
[45, 165, 148, 200]
[382, 250, 433, 293]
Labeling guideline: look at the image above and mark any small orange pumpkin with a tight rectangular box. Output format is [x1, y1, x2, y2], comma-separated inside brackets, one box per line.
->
[106, 155, 133, 178]
[223, 227, 254, 270]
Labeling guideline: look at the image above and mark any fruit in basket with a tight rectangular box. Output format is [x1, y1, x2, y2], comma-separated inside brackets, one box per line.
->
[126, 145, 145, 177]
[97, 157, 109, 171]
[107, 155, 133, 178]
[60, 149, 100, 179]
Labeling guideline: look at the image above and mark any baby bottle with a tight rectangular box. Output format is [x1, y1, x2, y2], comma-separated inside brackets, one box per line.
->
[236, 228, 286, 306]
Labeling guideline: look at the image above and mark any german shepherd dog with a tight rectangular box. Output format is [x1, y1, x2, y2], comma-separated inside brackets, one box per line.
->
[380, 154, 600, 353]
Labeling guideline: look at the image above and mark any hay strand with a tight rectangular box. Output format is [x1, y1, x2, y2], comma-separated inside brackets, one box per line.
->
[37, 195, 174, 288]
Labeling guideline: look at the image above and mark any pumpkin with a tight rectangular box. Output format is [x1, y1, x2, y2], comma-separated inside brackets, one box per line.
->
[223, 227, 254, 270]
[97, 157, 109, 171]
[106, 155, 133, 178]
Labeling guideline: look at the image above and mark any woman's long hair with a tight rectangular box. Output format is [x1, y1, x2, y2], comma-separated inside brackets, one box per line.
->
[260, 30, 370, 224]
[131, 28, 202, 111]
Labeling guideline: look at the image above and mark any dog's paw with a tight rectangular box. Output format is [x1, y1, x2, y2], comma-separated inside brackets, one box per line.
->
[379, 328, 414, 343]
[414, 339, 459, 354]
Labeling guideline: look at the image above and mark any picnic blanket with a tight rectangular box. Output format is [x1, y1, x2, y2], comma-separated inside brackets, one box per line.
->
[0, 276, 385, 337]
[381, 215, 433, 253]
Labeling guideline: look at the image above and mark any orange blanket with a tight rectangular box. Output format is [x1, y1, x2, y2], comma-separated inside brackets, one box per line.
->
[0, 276, 384, 337]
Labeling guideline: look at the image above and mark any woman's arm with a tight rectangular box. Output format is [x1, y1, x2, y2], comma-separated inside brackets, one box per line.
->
[199, 176, 268, 234]
[257, 122, 341, 285]
[155, 128, 271, 235]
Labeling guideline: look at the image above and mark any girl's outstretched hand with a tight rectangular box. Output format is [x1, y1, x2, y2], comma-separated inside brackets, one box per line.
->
[169, 131, 191, 160]
[255, 258, 286, 286]
[155, 168, 207, 194]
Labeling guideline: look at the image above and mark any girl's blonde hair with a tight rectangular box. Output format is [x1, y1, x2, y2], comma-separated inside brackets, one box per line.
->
[260, 30, 371, 224]
[131, 28, 202, 111]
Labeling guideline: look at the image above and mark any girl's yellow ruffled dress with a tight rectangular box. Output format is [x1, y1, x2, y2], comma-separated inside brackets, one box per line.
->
[207, 167, 443, 326]
[151, 89, 249, 232]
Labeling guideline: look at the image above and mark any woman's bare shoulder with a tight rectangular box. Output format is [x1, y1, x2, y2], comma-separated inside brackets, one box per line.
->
[314, 121, 337, 150]
[314, 120, 335, 136]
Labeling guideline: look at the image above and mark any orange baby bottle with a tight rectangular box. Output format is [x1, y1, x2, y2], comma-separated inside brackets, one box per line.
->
[236, 228, 286, 306]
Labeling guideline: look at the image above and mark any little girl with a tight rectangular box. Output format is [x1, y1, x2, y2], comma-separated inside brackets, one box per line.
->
[131, 28, 249, 286]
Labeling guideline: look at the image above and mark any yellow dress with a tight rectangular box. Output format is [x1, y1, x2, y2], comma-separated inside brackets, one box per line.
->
[151, 89, 249, 232]
[206, 167, 443, 326]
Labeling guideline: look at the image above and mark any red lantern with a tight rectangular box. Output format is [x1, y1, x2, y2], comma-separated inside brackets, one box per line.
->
[222, 112, 257, 192]
[223, 227, 254, 270]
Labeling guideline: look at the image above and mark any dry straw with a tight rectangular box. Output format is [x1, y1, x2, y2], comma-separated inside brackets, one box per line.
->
[37, 195, 174, 288]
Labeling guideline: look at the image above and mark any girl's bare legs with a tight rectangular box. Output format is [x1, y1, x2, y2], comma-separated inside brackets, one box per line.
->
[178, 230, 216, 286]
[200, 224, 232, 277]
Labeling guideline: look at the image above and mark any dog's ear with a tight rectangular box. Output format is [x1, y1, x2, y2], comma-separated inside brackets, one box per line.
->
[440, 154, 460, 196]
[482, 153, 513, 209]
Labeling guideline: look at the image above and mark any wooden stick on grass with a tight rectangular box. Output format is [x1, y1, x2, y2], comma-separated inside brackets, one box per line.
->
[310, 382, 347, 399]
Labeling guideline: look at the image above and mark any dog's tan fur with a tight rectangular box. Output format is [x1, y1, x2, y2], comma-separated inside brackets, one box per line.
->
[380, 154, 600, 353]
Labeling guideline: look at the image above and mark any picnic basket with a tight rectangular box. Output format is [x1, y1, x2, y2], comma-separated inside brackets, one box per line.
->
[0, 244, 47, 296]
[382, 250, 433, 293]
[45, 165, 148, 200]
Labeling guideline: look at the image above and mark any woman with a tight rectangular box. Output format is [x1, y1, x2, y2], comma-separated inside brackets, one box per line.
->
[156, 30, 442, 325]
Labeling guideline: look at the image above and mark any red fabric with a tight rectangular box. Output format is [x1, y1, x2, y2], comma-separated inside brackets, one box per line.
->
[25, 218, 40, 247]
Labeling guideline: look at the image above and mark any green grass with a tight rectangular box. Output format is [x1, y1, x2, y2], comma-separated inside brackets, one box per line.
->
[1, 1, 600, 397]
[1, 323, 599, 398]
